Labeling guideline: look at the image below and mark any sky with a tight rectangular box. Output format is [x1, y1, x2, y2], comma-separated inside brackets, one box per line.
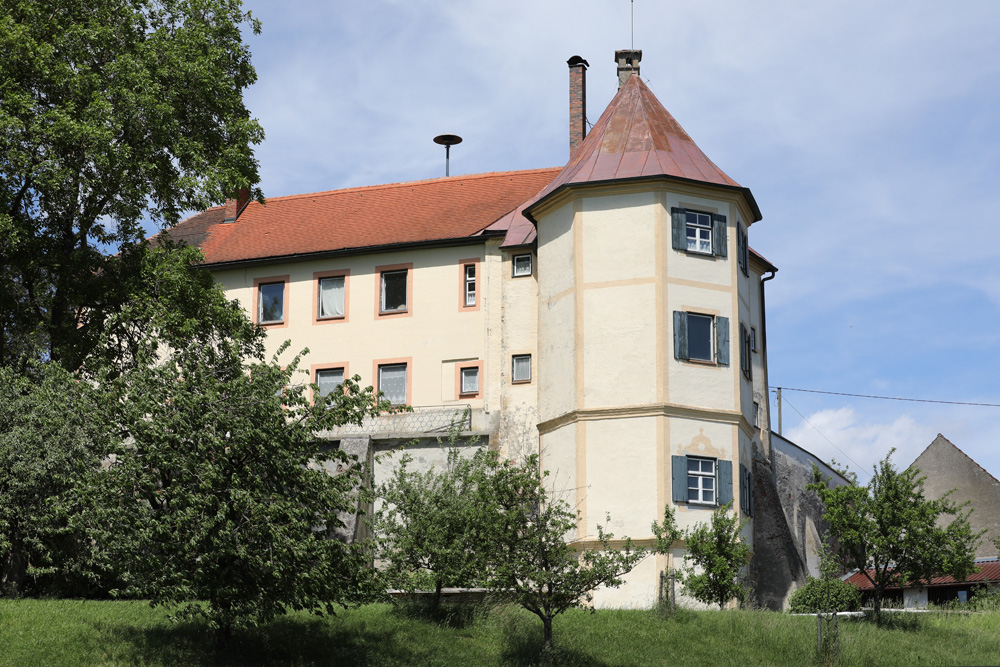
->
[216, 0, 1000, 480]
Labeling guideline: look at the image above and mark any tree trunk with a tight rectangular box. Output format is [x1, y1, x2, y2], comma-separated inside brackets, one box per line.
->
[433, 578, 443, 610]
[542, 615, 554, 653]
[872, 589, 882, 622]
[1, 541, 27, 597]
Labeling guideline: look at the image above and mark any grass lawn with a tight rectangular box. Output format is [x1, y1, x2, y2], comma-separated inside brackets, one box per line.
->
[1, 600, 999, 666]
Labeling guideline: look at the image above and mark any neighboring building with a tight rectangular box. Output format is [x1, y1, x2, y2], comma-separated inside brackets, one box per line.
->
[911, 434, 1000, 559]
[845, 559, 1000, 608]
[162, 51, 788, 607]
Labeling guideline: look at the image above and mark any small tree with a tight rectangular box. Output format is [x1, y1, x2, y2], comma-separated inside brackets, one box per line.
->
[787, 539, 861, 614]
[96, 341, 388, 643]
[809, 450, 981, 620]
[680, 502, 751, 610]
[374, 428, 493, 608]
[481, 455, 653, 653]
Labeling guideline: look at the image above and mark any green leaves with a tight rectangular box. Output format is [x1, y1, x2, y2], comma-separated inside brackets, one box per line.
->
[679, 503, 751, 610]
[809, 450, 983, 617]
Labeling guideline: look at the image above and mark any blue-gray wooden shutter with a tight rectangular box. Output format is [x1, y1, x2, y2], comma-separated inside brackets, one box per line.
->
[715, 316, 730, 365]
[739, 323, 746, 375]
[673, 311, 688, 360]
[748, 470, 754, 517]
[671, 207, 686, 251]
[672, 455, 688, 502]
[736, 223, 744, 272]
[718, 459, 734, 506]
[712, 213, 727, 257]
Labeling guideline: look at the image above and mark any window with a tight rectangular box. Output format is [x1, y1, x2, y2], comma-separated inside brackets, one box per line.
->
[380, 270, 407, 313]
[315, 367, 345, 399]
[740, 322, 753, 380]
[670, 207, 727, 257]
[736, 223, 749, 276]
[460, 367, 479, 395]
[377, 363, 408, 405]
[464, 265, 476, 306]
[671, 455, 733, 507]
[257, 281, 285, 324]
[750, 326, 757, 352]
[673, 311, 729, 365]
[752, 401, 760, 428]
[512, 354, 532, 383]
[317, 275, 345, 319]
[513, 254, 532, 277]
[740, 463, 755, 516]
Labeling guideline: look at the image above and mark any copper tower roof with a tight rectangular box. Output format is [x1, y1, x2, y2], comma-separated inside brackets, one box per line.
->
[526, 73, 760, 221]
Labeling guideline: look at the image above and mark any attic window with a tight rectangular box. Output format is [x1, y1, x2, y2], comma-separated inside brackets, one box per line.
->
[513, 254, 532, 277]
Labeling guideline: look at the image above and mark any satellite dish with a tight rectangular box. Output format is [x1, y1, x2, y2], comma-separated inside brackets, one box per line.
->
[433, 134, 463, 176]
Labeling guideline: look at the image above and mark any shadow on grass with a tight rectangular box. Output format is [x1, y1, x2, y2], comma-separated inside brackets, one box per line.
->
[857, 610, 926, 632]
[389, 597, 491, 629]
[492, 607, 612, 667]
[89, 614, 421, 666]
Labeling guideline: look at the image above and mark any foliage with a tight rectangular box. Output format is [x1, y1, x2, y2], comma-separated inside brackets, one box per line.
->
[374, 427, 492, 606]
[0, 363, 113, 596]
[93, 339, 389, 642]
[0, 0, 263, 370]
[788, 578, 861, 614]
[680, 502, 751, 610]
[481, 454, 652, 653]
[809, 450, 982, 619]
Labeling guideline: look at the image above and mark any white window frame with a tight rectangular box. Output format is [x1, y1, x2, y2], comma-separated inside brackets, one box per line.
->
[688, 457, 716, 505]
[752, 401, 760, 428]
[750, 326, 757, 352]
[511, 354, 532, 383]
[258, 281, 285, 324]
[317, 275, 346, 319]
[687, 313, 715, 362]
[685, 210, 713, 255]
[464, 264, 476, 307]
[512, 254, 532, 277]
[460, 366, 479, 395]
[380, 269, 408, 313]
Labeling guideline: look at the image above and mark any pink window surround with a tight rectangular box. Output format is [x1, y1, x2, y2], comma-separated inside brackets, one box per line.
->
[313, 269, 350, 324]
[373, 357, 413, 407]
[455, 360, 484, 400]
[374, 262, 414, 318]
[309, 361, 350, 403]
[458, 258, 481, 312]
[252, 275, 290, 328]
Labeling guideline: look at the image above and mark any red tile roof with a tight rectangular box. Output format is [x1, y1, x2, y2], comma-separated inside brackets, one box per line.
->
[526, 74, 760, 222]
[160, 169, 560, 266]
[846, 560, 1000, 590]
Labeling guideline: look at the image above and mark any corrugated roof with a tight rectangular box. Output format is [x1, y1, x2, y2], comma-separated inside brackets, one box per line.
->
[525, 73, 760, 222]
[846, 560, 1000, 590]
[159, 169, 560, 266]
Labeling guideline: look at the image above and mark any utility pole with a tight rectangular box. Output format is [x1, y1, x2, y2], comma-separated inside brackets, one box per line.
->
[775, 387, 782, 436]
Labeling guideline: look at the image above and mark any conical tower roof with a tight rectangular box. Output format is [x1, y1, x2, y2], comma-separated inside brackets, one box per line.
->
[526, 74, 760, 221]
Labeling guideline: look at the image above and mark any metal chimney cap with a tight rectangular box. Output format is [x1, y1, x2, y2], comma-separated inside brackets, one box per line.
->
[433, 134, 463, 146]
[567, 55, 589, 68]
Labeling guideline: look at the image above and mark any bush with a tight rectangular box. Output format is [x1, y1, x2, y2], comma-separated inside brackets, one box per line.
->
[788, 577, 861, 613]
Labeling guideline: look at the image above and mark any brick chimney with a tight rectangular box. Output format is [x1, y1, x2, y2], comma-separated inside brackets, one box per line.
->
[567, 55, 589, 159]
[615, 49, 642, 89]
[223, 188, 250, 223]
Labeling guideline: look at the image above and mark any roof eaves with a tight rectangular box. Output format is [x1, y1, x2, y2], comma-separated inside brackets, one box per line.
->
[524, 173, 762, 224]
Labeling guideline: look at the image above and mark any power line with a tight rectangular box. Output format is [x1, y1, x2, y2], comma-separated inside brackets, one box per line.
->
[777, 387, 1000, 408]
[780, 395, 869, 481]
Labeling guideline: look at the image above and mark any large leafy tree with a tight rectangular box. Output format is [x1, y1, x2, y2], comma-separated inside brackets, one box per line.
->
[809, 451, 982, 619]
[0, 0, 263, 370]
[95, 339, 389, 643]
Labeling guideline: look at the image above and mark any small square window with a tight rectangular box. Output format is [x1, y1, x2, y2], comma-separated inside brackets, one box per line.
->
[316, 368, 345, 399]
[460, 366, 479, 395]
[685, 211, 713, 255]
[318, 275, 345, 319]
[512, 354, 532, 383]
[380, 270, 407, 313]
[513, 254, 532, 277]
[687, 457, 716, 505]
[378, 363, 407, 405]
[464, 264, 476, 307]
[258, 282, 285, 324]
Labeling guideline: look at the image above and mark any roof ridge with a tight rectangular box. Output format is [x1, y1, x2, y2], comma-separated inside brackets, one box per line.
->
[254, 168, 563, 205]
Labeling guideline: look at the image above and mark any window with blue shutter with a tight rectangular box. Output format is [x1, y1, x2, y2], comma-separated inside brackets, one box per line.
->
[672, 455, 733, 508]
[718, 460, 734, 506]
[673, 312, 730, 366]
[670, 207, 728, 259]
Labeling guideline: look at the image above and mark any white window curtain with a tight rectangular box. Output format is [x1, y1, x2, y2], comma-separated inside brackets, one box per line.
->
[319, 276, 345, 318]
[316, 368, 344, 398]
[379, 364, 407, 405]
[513, 355, 531, 382]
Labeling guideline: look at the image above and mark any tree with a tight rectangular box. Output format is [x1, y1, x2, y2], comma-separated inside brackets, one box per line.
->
[374, 429, 492, 608]
[809, 450, 982, 619]
[680, 502, 751, 610]
[787, 538, 861, 614]
[0, 0, 263, 370]
[481, 455, 652, 653]
[94, 340, 389, 644]
[0, 363, 113, 596]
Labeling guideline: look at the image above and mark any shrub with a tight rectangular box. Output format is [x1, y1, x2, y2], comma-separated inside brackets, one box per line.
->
[788, 577, 861, 613]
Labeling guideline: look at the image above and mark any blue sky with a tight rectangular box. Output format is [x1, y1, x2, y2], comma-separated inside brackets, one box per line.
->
[211, 0, 1000, 479]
